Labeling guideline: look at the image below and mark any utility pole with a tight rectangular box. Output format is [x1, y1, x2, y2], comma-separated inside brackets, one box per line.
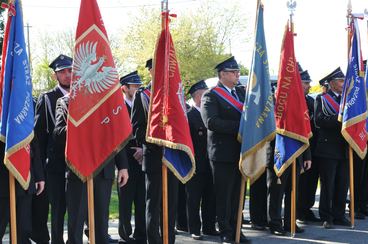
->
[25, 22, 32, 72]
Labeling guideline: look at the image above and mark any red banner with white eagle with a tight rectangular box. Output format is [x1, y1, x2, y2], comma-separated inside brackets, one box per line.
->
[66, 0, 132, 181]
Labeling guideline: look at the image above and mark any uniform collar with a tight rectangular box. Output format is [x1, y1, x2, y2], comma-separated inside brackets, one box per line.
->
[124, 97, 133, 107]
[219, 83, 235, 94]
[194, 105, 201, 112]
[58, 85, 69, 96]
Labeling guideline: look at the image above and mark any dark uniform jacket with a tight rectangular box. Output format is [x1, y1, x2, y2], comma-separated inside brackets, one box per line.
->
[306, 95, 317, 154]
[53, 95, 128, 181]
[35, 86, 66, 173]
[314, 90, 348, 160]
[200, 83, 245, 163]
[124, 100, 142, 172]
[187, 106, 210, 173]
[131, 86, 163, 173]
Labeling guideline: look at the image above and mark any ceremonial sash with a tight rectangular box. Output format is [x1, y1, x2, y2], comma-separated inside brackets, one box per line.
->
[322, 93, 339, 114]
[212, 87, 243, 113]
[142, 88, 151, 103]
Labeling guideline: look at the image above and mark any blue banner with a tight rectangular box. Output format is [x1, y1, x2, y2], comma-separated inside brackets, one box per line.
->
[338, 18, 367, 159]
[0, 0, 34, 189]
[238, 4, 275, 183]
[274, 134, 304, 172]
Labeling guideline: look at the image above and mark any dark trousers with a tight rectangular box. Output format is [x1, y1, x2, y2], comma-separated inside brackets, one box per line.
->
[353, 153, 368, 213]
[249, 170, 267, 226]
[0, 194, 32, 244]
[47, 172, 66, 244]
[297, 156, 319, 218]
[211, 161, 241, 237]
[185, 171, 216, 235]
[176, 183, 188, 230]
[268, 164, 300, 228]
[31, 189, 50, 243]
[145, 170, 178, 244]
[66, 174, 113, 244]
[318, 157, 349, 222]
[118, 165, 146, 241]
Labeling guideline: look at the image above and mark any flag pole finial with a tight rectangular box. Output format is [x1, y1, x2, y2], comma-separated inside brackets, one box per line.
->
[347, 0, 352, 23]
[347, 0, 352, 14]
[161, 0, 168, 12]
[287, 0, 297, 29]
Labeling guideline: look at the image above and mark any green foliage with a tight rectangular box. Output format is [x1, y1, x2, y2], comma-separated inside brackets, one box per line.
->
[29, 0, 248, 97]
[32, 57, 57, 97]
[109, 187, 119, 219]
[113, 1, 247, 94]
[31, 30, 74, 96]
[239, 64, 249, 76]
[309, 84, 322, 94]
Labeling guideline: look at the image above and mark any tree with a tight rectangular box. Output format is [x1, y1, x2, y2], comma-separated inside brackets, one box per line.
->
[29, 0, 249, 96]
[112, 0, 248, 92]
[31, 29, 74, 96]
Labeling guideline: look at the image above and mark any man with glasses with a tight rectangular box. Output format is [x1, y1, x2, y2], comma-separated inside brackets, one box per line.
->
[201, 56, 249, 243]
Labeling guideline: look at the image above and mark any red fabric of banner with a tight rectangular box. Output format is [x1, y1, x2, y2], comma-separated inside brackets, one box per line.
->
[66, 0, 132, 180]
[274, 25, 311, 141]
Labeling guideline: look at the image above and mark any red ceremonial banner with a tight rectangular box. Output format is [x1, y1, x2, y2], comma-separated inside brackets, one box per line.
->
[66, 0, 132, 180]
[146, 21, 195, 183]
[275, 24, 311, 141]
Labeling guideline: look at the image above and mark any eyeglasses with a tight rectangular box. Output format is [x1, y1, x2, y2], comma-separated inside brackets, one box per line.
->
[224, 70, 240, 75]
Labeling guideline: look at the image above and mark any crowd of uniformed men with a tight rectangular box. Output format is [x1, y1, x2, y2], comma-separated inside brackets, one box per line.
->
[0, 53, 368, 244]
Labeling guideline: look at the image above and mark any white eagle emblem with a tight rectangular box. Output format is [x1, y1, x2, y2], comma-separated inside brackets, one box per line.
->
[71, 41, 117, 98]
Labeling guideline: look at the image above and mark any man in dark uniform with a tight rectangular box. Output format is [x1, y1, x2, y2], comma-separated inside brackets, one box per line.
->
[200, 56, 249, 243]
[52, 94, 129, 244]
[297, 69, 320, 223]
[34, 54, 72, 244]
[131, 59, 178, 244]
[186, 80, 218, 240]
[118, 71, 146, 243]
[0, 135, 45, 244]
[314, 67, 350, 229]
[267, 131, 309, 235]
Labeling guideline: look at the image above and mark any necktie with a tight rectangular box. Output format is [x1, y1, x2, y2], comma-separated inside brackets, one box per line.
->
[231, 90, 238, 100]
[336, 95, 341, 103]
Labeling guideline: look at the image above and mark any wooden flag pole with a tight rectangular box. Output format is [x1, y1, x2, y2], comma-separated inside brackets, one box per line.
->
[235, 0, 261, 241]
[235, 177, 247, 244]
[87, 177, 96, 244]
[9, 174, 17, 244]
[287, 0, 297, 237]
[291, 160, 296, 237]
[346, 1, 355, 229]
[349, 147, 355, 228]
[161, 1, 169, 243]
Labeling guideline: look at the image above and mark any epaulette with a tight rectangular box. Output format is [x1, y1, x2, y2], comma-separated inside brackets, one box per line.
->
[38, 87, 58, 98]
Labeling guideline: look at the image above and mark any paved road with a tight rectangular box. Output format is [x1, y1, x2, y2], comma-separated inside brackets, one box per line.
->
[3, 193, 368, 243]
